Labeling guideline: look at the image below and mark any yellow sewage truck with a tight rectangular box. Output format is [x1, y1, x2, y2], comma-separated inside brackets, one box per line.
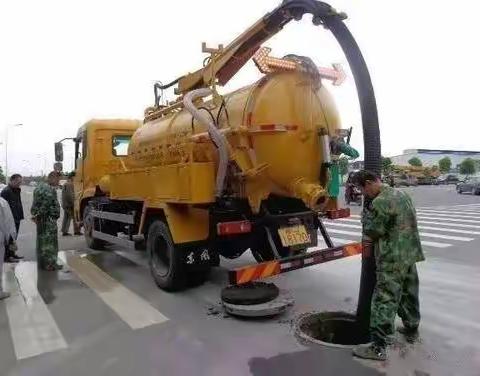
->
[55, 0, 381, 291]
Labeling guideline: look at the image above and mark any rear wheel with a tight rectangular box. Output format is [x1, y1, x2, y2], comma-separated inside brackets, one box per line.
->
[83, 206, 106, 250]
[147, 220, 187, 291]
[457, 186, 463, 194]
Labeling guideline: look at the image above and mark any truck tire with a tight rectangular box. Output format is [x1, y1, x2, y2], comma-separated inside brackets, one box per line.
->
[83, 206, 106, 250]
[147, 220, 186, 291]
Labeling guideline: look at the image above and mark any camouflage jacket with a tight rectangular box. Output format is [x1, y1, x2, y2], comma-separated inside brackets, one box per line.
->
[31, 183, 60, 220]
[362, 185, 425, 268]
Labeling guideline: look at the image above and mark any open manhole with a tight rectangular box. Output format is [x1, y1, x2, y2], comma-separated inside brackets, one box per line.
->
[295, 311, 365, 348]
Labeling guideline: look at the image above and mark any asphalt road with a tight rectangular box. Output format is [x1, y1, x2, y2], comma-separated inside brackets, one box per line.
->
[1, 185, 479, 376]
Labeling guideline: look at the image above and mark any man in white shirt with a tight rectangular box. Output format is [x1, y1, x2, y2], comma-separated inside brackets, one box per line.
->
[0, 197, 18, 299]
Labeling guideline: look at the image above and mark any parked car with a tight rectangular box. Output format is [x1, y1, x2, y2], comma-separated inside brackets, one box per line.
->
[29, 181, 38, 187]
[392, 174, 418, 187]
[436, 174, 459, 185]
[457, 176, 480, 195]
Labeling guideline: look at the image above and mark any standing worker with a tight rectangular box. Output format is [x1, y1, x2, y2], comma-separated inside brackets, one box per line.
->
[61, 173, 81, 236]
[31, 171, 63, 271]
[0, 196, 18, 299]
[351, 170, 424, 361]
[1, 173, 24, 261]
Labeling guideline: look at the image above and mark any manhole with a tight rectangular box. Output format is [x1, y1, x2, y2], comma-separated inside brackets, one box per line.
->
[295, 311, 365, 348]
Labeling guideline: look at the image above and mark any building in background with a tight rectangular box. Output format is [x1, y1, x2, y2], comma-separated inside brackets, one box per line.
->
[390, 149, 480, 170]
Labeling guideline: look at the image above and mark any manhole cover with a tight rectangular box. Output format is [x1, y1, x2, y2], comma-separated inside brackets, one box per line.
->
[221, 282, 279, 305]
[295, 311, 365, 348]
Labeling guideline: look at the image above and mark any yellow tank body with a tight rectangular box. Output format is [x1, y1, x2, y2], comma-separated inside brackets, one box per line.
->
[110, 71, 341, 215]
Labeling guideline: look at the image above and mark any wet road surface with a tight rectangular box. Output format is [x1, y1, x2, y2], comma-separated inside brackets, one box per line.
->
[1, 185, 479, 375]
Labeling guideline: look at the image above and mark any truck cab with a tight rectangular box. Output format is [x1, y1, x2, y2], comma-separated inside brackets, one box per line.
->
[56, 119, 141, 223]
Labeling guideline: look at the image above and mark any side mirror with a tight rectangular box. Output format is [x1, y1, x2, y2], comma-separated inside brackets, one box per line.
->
[54, 142, 64, 162]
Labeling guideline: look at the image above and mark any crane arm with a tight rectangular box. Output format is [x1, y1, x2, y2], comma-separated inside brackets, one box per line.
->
[175, 0, 346, 95]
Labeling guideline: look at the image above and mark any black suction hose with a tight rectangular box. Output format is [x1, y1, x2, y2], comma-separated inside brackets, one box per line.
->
[277, 0, 382, 341]
[322, 13, 381, 342]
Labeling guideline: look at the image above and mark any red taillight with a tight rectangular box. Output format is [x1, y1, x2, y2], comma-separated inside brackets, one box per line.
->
[217, 220, 252, 236]
[326, 208, 351, 220]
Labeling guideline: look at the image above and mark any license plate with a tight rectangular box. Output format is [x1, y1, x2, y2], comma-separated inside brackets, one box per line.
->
[278, 225, 311, 247]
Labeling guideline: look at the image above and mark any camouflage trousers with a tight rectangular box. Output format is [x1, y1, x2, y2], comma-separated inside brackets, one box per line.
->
[36, 218, 59, 269]
[370, 263, 420, 346]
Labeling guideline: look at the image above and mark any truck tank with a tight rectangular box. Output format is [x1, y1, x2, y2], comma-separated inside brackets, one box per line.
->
[124, 70, 341, 212]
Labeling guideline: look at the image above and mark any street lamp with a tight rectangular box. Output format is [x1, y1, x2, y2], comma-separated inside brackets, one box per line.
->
[4, 123, 23, 179]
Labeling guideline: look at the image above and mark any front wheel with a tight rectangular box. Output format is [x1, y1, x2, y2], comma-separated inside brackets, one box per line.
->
[147, 220, 187, 291]
[83, 206, 105, 250]
[457, 186, 463, 194]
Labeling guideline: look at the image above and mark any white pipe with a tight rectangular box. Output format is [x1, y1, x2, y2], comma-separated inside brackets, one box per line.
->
[183, 89, 229, 198]
[321, 134, 331, 163]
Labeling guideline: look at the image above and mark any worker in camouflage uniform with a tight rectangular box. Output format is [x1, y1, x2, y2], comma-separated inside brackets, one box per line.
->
[31, 171, 63, 271]
[351, 170, 425, 361]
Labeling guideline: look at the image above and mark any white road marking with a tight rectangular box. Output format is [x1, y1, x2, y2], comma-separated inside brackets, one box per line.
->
[418, 232, 473, 242]
[419, 240, 452, 248]
[3, 262, 67, 360]
[325, 228, 361, 237]
[417, 226, 480, 235]
[327, 221, 480, 236]
[417, 215, 480, 224]
[324, 222, 362, 229]
[417, 211, 480, 219]
[58, 251, 168, 329]
[335, 218, 361, 223]
[418, 210, 480, 217]
[418, 220, 480, 229]
[326, 226, 472, 242]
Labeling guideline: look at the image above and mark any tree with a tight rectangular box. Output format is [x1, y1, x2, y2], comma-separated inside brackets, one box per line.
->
[0, 166, 5, 184]
[459, 158, 476, 175]
[408, 157, 422, 167]
[381, 157, 393, 175]
[438, 157, 452, 173]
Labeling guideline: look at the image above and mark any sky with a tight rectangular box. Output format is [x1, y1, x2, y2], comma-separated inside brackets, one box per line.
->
[0, 0, 478, 176]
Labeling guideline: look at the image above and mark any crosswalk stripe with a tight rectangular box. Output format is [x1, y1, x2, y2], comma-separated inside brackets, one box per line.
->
[331, 217, 480, 230]
[418, 210, 480, 217]
[417, 226, 480, 235]
[327, 221, 480, 235]
[58, 251, 168, 329]
[324, 228, 453, 248]
[418, 232, 473, 242]
[418, 220, 480, 229]
[3, 262, 67, 360]
[325, 226, 473, 242]
[417, 215, 480, 224]
[420, 240, 452, 248]
[324, 222, 361, 229]
[417, 211, 480, 219]
[326, 228, 361, 237]
[335, 218, 361, 223]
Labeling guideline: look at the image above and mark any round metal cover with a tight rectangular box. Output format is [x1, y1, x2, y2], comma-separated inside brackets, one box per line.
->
[221, 282, 279, 305]
[223, 292, 294, 318]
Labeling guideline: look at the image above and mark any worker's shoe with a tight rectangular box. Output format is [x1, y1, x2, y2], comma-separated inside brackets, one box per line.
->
[74, 232, 82, 236]
[0, 291, 11, 300]
[62, 233, 72, 237]
[12, 254, 24, 260]
[397, 326, 419, 343]
[5, 257, 20, 263]
[352, 343, 387, 361]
